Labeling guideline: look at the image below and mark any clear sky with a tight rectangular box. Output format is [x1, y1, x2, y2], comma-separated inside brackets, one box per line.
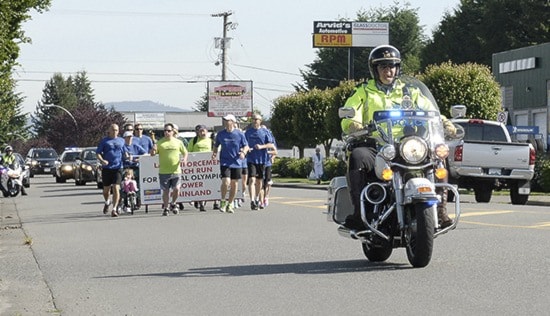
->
[15, 0, 460, 116]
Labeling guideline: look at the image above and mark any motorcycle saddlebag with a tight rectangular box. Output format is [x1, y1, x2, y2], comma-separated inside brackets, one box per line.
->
[326, 176, 353, 224]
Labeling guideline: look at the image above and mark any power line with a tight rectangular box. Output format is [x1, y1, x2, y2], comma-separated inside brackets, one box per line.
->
[54, 9, 211, 17]
[231, 64, 302, 77]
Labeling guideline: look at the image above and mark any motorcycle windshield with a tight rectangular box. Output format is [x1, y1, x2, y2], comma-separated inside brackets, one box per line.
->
[373, 110, 445, 147]
[370, 75, 445, 146]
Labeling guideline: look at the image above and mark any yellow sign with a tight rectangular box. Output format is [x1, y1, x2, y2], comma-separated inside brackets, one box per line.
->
[313, 34, 352, 47]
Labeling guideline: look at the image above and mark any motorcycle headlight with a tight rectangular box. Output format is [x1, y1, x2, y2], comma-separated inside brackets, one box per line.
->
[400, 136, 428, 164]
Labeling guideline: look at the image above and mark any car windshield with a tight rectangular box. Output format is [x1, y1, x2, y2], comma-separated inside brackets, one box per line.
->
[63, 152, 81, 162]
[35, 150, 58, 159]
[84, 151, 97, 160]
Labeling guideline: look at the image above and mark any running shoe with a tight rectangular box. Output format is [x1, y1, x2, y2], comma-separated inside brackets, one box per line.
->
[227, 204, 235, 213]
[170, 203, 179, 215]
[263, 198, 269, 207]
[103, 200, 111, 214]
[162, 208, 169, 216]
[219, 200, 227, 213]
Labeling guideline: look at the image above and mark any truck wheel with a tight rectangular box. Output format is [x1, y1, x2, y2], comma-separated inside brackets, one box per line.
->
[474, 187, 492, 203]
[510, 183, 529, 205]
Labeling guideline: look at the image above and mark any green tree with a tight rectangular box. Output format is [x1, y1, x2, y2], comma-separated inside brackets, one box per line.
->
[422, 0, 550, 68]
[193, 92, 208, 112]
[32, 72, 127, 152]
[0, 0, 51, 149]
[419, 62, 501, 120]
[325, 80, 357, 142]
[301, 2, 426, 90]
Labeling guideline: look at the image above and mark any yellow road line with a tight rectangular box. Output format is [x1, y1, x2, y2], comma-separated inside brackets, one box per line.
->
[459, 210, 514, 217]
[460, 220, 550, 230]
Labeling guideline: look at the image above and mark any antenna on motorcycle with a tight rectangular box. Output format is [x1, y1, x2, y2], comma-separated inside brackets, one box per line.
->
[450, 105, 467, 119]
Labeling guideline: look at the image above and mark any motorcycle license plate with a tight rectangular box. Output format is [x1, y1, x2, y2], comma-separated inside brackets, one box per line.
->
[44, 168, 51, 173]
[488, 168, 501, 175]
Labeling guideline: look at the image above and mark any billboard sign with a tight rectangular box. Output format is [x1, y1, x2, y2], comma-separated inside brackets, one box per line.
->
[207, 80, 253, 118]
[313, 21, 389, 48]
[134, 112, 165, 130]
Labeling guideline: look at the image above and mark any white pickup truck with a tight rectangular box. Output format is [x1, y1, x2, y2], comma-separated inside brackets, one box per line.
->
[446, 118, 536, 205]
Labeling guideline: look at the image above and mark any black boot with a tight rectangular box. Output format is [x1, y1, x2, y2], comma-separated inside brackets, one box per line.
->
[436, 187, 453, 228]
[343, 170, 368, 230]
[21, 187, 28, 196]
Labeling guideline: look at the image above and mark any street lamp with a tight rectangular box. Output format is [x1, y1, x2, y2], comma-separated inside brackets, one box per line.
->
[42, 104, 78, 130]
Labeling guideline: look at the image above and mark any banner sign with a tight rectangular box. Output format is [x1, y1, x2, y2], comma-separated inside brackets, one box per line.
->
[312, 21, 389, 48]
[207, 80, 253, 118]
[139, 153, 242, 206]
[507, 125, 540, 135]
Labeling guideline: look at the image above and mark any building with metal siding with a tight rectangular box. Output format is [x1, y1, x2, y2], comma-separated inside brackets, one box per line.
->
[492, 42, 550, 150]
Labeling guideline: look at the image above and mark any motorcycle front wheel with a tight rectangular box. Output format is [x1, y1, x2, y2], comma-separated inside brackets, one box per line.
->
[405, 203, 434, 268]
[7, 179, 20, 197]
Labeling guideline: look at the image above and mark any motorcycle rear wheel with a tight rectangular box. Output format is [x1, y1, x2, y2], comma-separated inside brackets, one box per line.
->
[405, 203, 434, 268]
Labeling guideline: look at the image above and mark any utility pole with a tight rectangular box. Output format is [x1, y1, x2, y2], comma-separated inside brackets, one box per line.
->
[211, 11, 234, 81]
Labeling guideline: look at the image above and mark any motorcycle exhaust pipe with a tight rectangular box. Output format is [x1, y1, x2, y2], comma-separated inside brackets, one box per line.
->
[364, 183, 387, 205]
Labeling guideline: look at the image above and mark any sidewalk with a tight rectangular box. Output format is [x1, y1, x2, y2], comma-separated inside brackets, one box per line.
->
[0, 198, 57, 315]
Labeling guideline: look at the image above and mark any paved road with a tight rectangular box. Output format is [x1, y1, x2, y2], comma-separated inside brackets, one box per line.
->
[2, 176, 550, 315]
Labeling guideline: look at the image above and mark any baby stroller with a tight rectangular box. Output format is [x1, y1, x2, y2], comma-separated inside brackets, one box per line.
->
[121, 168, 140, 214]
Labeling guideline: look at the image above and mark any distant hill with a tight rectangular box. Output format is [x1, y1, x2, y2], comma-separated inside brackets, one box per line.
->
[105, 100, 192, 112]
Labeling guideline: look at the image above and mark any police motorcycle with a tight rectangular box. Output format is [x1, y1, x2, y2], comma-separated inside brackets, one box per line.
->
[327, 76, 464, 268]
[0, 160, 24, 197]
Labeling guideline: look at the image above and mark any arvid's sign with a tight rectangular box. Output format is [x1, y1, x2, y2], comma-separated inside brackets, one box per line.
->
[313, 21, 389, 48]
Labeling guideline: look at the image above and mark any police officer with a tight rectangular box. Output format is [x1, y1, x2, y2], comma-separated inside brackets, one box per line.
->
[340, 44, 454, 230]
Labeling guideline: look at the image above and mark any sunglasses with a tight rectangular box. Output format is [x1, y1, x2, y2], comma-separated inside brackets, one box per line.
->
[136, 128, 143, 130]
[378, 63, 397, 69]
[164, 129, 173, 132]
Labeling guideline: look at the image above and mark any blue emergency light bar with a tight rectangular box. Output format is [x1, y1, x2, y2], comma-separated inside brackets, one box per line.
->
[373, 110, 439, 121]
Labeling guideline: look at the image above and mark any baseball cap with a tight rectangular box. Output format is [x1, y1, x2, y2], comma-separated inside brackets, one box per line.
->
[195, 124, 207, 131]
[223, 114, 237, 122]
[123, 131, 133, 138]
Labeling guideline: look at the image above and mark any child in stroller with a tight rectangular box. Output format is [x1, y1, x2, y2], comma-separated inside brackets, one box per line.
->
[121, 168, 139, 213]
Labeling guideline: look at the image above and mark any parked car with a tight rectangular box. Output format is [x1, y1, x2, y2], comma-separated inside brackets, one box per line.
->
[73, 147, 101, 187]
[447, 117, 535, 205]
[54, 148, 82, 183]
[26, 147, 59, 177]
[14, 153, 30, 188]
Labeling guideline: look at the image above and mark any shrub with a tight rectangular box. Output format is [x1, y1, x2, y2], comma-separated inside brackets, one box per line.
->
[272, 156, 347, 179]
[533, 153, 550, 192]
[272, 157, 310, 178]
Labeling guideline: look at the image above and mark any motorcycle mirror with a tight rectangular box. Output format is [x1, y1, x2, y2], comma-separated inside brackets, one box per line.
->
[338, 107, 356, 119]
[451, 105, 467, 118]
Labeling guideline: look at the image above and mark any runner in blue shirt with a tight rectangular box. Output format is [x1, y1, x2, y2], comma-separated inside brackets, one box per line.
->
[96, 124, 127, 217]
[244, 114, 274, 210]
[212, 114, 249, 213]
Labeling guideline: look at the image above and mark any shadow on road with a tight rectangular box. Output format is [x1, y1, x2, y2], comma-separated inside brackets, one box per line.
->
[98, 259, 411, 279]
